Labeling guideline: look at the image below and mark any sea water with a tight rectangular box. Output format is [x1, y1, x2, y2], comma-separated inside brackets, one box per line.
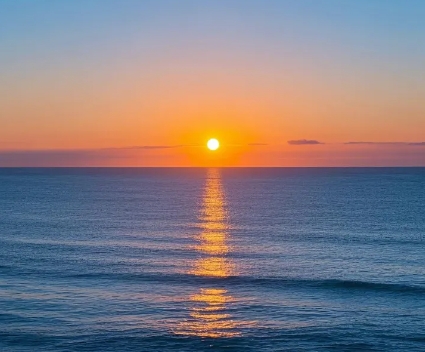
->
[0, 167, 424, 351]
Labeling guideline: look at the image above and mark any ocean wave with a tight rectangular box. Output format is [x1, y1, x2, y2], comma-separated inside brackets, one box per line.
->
[61, 272, 425, 295]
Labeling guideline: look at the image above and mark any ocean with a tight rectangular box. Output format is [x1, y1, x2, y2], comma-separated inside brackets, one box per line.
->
[0, 167, 424, 351]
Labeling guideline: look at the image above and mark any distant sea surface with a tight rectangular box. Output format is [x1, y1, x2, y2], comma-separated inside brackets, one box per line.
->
[1, 167, 424, 351]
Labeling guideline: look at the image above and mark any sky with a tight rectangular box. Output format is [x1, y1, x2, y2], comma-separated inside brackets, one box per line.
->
[1, 0, 424, 166]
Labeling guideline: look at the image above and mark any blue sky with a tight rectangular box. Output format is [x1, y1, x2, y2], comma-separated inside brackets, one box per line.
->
[1, 0, 424, 165]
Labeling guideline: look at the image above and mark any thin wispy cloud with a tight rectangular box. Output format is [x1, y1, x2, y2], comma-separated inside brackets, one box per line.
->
[0, 149, 112, 167]
[288, 139, 324, 145]
[0, 146, 188, 167]
[108, 145, 189, 150]
[345, 142, 403, 145]
[248, 143, 268, 146]
[345, 141, 425, 146]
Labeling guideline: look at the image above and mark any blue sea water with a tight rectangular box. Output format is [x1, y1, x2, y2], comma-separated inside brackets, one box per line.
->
[0, 167, 424, 351]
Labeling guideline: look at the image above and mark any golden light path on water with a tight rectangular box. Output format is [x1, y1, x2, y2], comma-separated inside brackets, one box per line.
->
[175, 168, 254, 338]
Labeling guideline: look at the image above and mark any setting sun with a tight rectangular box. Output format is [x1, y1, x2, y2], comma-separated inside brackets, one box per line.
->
[207, 138, 220, 151]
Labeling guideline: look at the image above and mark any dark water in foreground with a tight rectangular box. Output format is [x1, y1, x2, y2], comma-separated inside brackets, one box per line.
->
[0, 167, 424, 351]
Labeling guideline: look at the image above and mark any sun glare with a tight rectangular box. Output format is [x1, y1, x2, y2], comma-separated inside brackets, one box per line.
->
[207, 138, 220, 151]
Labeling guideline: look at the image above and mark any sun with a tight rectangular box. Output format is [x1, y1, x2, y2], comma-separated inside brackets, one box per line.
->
[207, 138, 220, 151]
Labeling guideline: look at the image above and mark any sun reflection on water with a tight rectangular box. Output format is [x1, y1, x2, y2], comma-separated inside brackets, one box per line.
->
[178, 288, 240, 338]
[175, 168, 251, 338]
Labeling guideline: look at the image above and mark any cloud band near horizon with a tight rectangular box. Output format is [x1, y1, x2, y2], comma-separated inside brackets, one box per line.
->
[288, 139, 324, 145]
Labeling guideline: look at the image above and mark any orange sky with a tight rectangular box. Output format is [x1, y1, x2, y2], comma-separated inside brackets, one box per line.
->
[1, 1, 424, 166]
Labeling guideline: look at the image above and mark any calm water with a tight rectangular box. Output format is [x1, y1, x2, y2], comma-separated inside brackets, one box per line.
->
[0, 167, 424, 351]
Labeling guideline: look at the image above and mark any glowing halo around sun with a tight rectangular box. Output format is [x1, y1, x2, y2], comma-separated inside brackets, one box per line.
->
[207, 138, 220, 151]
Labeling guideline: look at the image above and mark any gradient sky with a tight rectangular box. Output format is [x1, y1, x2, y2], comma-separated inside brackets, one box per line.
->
[1, 0, 424, 166]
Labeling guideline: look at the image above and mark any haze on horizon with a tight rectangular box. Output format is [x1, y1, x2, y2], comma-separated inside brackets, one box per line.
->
[1, 0, 424, 166]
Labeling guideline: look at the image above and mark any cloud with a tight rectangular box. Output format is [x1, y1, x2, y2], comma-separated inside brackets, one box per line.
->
[248, 143, 268, 146]
[108, 145, 187, 150]
[344, 141, 404, 145]
[0, 149, 109, 167]
[0, 146, 191, 167]
[287, 139, 324, 145]
[345, 141, 425, 146]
